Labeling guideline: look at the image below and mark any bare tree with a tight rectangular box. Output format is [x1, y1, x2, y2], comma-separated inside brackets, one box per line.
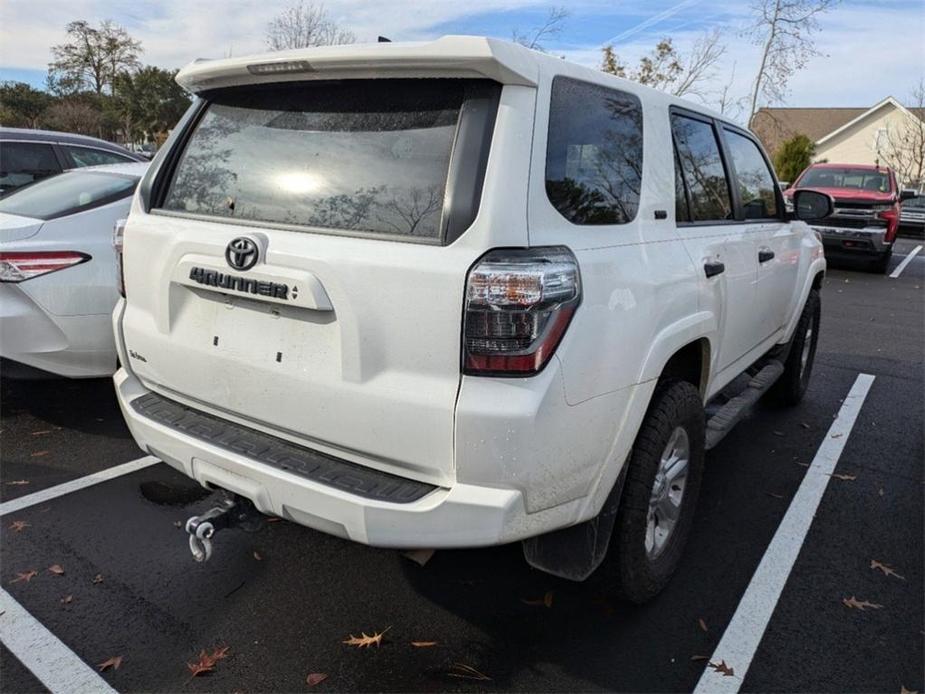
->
[43, 99, 103, 136]
[512, 6, 569, 52]
[879, 81, 925, 191]
[48, 20, 141, 96]
[265, 2, 355, 51]
[600, 30, 725, 98]
[745, 0, 839, 121]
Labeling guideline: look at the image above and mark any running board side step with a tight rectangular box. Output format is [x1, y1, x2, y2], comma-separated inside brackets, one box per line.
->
[705, 360, 784, 450]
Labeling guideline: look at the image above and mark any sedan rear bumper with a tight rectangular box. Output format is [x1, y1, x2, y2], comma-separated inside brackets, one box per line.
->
[0, 284, 116, 378]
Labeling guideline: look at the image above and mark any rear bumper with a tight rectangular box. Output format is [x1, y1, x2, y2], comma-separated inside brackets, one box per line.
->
[113, 366, 572, 548]
[0, 284, 116, 378]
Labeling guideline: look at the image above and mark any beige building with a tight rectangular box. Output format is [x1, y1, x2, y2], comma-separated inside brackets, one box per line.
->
[751, 98, 925, 187]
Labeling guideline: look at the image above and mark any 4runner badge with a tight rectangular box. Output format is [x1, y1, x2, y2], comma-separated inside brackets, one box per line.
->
[188, 267, 290, 300]
[225, 237, 259, 271]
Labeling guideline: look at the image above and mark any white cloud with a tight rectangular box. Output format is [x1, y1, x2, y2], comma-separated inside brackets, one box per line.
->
[1, 0, 921, 112]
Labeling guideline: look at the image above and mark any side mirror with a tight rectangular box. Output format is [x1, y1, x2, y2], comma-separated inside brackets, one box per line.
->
[792, 189, 834, 221]
[900, 189, 917, 202]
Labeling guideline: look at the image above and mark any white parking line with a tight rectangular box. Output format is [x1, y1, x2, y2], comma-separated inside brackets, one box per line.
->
[1, 588, 118, 693]
[890, 244, 922, 278]
[693, 373, 875, 694]
[0, 455, 159, 516]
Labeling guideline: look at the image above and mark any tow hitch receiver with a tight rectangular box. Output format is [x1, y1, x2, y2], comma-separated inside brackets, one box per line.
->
[184, 494, 264, 562]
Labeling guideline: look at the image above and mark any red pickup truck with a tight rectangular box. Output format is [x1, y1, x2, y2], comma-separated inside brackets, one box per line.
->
[784, 163, 913, 273]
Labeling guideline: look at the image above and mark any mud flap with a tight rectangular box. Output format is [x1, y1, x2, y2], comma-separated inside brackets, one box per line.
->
[521, 465, 628, 581]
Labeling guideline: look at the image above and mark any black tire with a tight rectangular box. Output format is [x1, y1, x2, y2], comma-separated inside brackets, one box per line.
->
[871, 249, 892, 274]
[772, 289, 820, 406]
[604, 379, 705, 603]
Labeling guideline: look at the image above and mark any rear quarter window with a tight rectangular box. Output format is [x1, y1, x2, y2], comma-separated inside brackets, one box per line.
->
[544, 76, 643, 225]
[157, 79, 485, 241]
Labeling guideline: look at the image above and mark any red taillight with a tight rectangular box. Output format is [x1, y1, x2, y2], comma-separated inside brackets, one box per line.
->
[462, 247, 581, 376]
[113, 218, 127, 297]
[0, 251, 90, 282]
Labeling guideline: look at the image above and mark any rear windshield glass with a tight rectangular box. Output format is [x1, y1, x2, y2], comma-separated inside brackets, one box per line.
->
[0, 170, 137, 220]
[799, 168, 890, 193]
[160, 80, 469, 240]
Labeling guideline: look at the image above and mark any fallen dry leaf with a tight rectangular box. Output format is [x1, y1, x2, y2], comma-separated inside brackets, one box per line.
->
[870, 560, 905, 580]
[186, 646, 230, 678]
[266, 517, 282, 523]
[253, 551, 263, 561]
[92, 574, 104, 584]
[343, 627, 390, 648]
[48, 564, 65, 576]
[766, 492, 785, 499]
[31, 450, 50, 457]
[5, 480, 30, 486]
[410, 641, 439, 648]
[187, 651, 216, 678]
[800, 422, 811, 430]
[690, 655, 710, 662]
[306, 673, 328, 687]
[447, 663, 492, 681]
[830, 433, 843, 439]
[698, 618, 708, 633]
[8, 520, 29, 532]
[708, 660, 735, 677]
[829, 473, 857, 481]
[61, 595, 73, 605]
[842, 595, 884, 610]
[98, 656, 123, 672]
[11, 570, 38, 584]
[522, 590, 554, 608]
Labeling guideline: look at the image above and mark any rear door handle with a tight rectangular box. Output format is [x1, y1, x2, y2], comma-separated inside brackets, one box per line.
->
[704, 261, 725, 278]
[758, 248, 775, 263]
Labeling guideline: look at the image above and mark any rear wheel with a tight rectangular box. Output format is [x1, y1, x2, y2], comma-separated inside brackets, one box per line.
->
[604, 379, 705, 603]
[772, 289, 820, 406]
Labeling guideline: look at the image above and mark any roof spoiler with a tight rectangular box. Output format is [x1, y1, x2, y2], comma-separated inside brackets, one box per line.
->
[175, 36, 539, 93]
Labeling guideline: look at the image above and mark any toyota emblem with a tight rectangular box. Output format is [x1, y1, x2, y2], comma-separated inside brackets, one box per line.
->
[225, 237, 259, 271]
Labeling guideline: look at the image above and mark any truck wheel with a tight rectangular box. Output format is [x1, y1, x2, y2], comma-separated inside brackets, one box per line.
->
[605, 379, 704, 603]
[772, 289, 820, 406]
[871, 249, 892, 274]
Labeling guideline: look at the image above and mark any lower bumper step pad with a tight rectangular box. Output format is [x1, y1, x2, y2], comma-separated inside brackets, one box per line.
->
[130, 391, 437, 503]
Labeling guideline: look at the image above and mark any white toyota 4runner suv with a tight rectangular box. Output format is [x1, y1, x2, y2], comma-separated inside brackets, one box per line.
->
[113, 37, 831, 602]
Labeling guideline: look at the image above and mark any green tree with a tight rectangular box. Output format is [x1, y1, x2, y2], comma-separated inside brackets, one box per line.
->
[773, 134, 815, 183]
[0, 81, 52, 127]
[111, 67, 191, 143]
[48, 20, 142, 96]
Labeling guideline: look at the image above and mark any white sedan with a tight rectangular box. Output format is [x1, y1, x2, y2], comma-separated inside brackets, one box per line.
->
[0, 162, 148, 378]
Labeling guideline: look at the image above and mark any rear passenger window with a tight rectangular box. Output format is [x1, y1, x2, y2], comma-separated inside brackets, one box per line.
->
[64, 146, 134, 167]
[545, 77, 643, 225]
[0, 142, 60, 193]
[671, 114, 733, 222]
[723, 129, 779, 219]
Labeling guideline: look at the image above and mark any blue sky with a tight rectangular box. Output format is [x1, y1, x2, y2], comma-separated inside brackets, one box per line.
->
[2, 0, 923, 117]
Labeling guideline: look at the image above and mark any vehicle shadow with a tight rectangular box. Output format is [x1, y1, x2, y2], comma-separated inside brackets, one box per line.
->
[0, 375, 132, 439]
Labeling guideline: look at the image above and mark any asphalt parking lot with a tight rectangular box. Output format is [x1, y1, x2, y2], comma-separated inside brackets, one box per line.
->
[1, 239, 922, 694]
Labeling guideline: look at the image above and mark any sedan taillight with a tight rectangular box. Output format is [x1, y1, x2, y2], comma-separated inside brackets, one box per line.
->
[463, 247, 581, 376]
[0, 251, 90, 282]
[113, 218, 127, 297]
